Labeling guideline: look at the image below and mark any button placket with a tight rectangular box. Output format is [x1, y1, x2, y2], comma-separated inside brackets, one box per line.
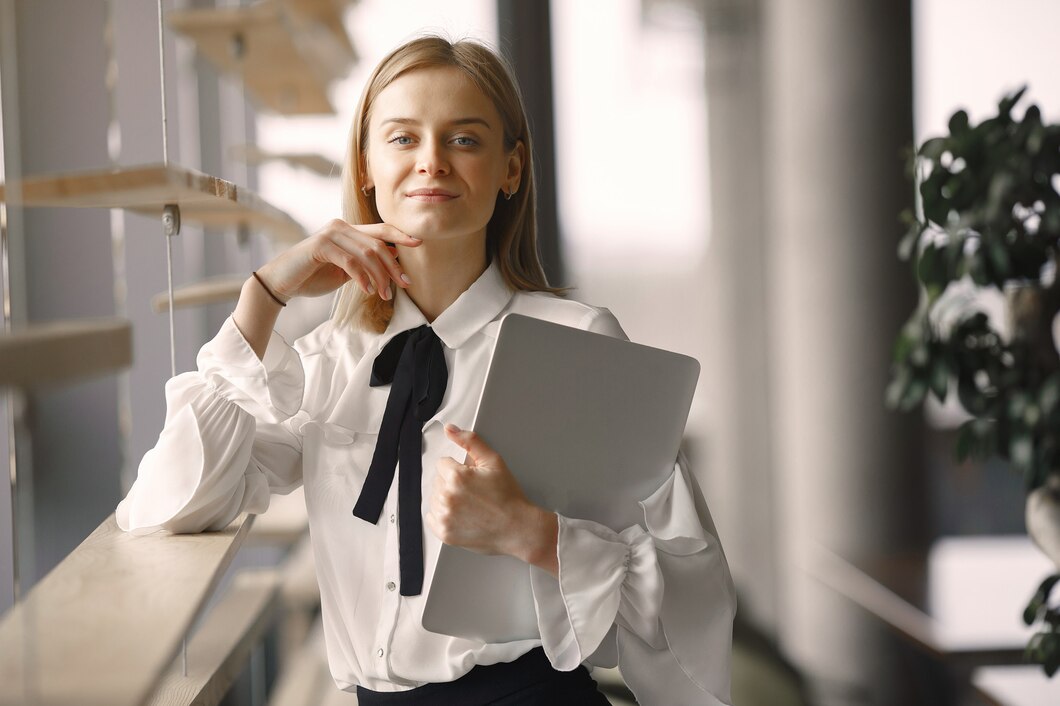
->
[373, 490, 401, 677]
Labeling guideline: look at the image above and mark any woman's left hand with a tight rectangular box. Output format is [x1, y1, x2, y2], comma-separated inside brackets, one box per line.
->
[427, 424, 559, 576]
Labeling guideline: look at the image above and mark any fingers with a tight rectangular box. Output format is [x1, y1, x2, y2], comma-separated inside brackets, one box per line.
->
[325, 221, 419, 299]
[321, 241, 385, 297]
[434, 456, 470, 489]
[356, 221, 424, 247]
[443, 424, 499, 466]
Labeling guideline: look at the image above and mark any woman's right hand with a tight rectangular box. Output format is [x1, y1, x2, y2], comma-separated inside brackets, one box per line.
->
[256, 219, 422, 302]
[233, 220, 420, 360]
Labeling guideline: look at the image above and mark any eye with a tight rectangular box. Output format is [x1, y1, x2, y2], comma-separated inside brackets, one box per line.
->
[452, 135, 478, 147]
[387, 134, 414, 146]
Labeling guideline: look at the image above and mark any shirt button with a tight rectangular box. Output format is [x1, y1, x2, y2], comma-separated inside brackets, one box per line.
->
[377, 648, 384, 658]
[389, 514, 396, 524]
[386, 581, 396, 592]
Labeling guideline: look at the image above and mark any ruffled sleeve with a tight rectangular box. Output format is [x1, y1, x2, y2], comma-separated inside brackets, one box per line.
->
[116, 316, 306, 535]
[529, 450, 736, 706]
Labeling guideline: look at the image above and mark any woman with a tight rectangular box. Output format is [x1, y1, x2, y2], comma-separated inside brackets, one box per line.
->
[117, 36, 735, 705]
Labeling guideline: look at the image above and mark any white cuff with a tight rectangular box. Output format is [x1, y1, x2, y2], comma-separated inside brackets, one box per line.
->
[623, 463, 737, 705]
[530, 515, 663, 671]
[196, 316, 304, 423]
[115, 379, 265, 534]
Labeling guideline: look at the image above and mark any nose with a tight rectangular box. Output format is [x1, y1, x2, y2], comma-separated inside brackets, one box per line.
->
[416, 139, 450, 176]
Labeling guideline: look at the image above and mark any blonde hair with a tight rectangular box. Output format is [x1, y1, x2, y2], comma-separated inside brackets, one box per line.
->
[333, 35, 566, 332]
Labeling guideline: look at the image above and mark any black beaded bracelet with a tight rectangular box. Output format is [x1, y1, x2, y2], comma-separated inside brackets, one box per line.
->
[251, 271, 287, 307]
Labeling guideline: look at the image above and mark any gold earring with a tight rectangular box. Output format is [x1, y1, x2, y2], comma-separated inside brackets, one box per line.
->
[362, 185, 372, 197]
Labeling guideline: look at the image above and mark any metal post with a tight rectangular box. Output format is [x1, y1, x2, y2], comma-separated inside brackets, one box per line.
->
[496, 0, 565, 287]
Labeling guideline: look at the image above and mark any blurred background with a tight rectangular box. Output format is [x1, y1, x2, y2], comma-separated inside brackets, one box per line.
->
[1, 0, 1059, 704]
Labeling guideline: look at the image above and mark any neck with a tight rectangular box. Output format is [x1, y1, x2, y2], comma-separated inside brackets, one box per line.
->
[395, 231, 488, 323]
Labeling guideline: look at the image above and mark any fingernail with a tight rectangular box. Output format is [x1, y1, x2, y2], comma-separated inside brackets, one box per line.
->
[382, 288, 391, 301]
[444, 423, 460, 433]
[400, 274, 411, 285]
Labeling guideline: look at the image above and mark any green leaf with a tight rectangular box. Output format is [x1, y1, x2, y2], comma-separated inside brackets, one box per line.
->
[892, 333, 915, 364]
[987, 171, 1016, 216]
[899, 377, 928, 412]
[1027, 124, 1045, 154]
[917, 243, 951, 293]
[1042, 204, 1060, 236]
[999, 85, 1028, 116]
[1043, 632, 1060, 676]
[967, 253, 991, 286]
[986, 239, 1012, 281]
[929, 356, 949, 401]
[885, 366, 912, 410]
[1024, 573, 1060, 625]
[948, 109, 970, 136]
[1040, 374, 1060, 415]
[919, 137, 948, 162]
[898, 219, 923, 261]
[958, 376, 990, 415]
[1008, 392, 1030, 421]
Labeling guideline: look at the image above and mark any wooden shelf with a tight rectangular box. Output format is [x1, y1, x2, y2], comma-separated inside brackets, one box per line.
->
[146, 569, 281, 706]
[167, 0, 356, 116]
[0, 163, 305, 243]
[231, 145, 340, 178]
[278, 0, 358, 77]
[278, 0, 357, 52]
[0, 318, 132, 388]
[0, 513, 254, 706]
[152, 275, 246, 313]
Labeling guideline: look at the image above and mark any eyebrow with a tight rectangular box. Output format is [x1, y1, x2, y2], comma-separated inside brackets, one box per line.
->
[380, 117, 493, 130]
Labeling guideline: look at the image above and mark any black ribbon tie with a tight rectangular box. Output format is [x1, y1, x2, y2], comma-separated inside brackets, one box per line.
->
[352, 325, 448, 596]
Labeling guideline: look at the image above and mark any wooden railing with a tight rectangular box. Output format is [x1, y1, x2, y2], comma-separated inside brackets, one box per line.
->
[0, 513, 255, 705]
[0, 1, 356, 702]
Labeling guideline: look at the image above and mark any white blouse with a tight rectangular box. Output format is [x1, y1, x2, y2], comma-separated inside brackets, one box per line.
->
[116, 261, 736, 705]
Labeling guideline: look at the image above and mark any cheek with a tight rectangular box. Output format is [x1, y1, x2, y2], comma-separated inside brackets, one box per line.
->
[368, 160, 405, 217]
[368, 153, 400, 190]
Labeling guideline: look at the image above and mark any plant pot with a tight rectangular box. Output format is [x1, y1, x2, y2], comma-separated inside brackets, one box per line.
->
[1027, 474, 1060, 570]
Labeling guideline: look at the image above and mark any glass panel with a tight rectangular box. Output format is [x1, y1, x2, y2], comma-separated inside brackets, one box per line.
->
[0, 0, 28, 614]
[553, 0, 709, 269]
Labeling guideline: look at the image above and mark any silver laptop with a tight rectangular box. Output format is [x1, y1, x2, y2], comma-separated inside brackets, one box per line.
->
[421, 313, 700, 642]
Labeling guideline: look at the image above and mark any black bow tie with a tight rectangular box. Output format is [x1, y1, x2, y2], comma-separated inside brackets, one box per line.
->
[351, 325, 448, 596]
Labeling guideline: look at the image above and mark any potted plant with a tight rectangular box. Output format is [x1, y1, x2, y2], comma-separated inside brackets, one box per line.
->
[887, 86, 1060, 675]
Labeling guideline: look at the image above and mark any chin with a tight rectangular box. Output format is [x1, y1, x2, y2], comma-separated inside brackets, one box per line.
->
[397, 223, 457, 241]
[390, 215, 487, 243]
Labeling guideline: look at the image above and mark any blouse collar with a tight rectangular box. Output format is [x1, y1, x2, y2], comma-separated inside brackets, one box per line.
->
[378, 259, 514, 352]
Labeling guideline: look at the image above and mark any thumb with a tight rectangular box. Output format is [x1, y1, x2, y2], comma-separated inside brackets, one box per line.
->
[443, 424, 496, 466]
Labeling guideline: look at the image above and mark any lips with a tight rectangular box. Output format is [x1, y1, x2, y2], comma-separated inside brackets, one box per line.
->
[406, 188, 458, 202]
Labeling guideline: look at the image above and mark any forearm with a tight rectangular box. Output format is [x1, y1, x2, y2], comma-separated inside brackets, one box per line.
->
[232, 275, 285, 360]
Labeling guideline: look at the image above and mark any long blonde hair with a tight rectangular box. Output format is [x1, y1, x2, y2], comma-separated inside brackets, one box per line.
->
[332, 35, 566, 332]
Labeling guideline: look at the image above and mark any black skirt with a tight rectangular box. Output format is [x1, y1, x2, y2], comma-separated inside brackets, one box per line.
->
[355, 648, 613, 706]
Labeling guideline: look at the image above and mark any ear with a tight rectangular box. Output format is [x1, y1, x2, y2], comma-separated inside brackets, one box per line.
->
[361, 154, 374, 191]
[504, 139, 525, 193]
